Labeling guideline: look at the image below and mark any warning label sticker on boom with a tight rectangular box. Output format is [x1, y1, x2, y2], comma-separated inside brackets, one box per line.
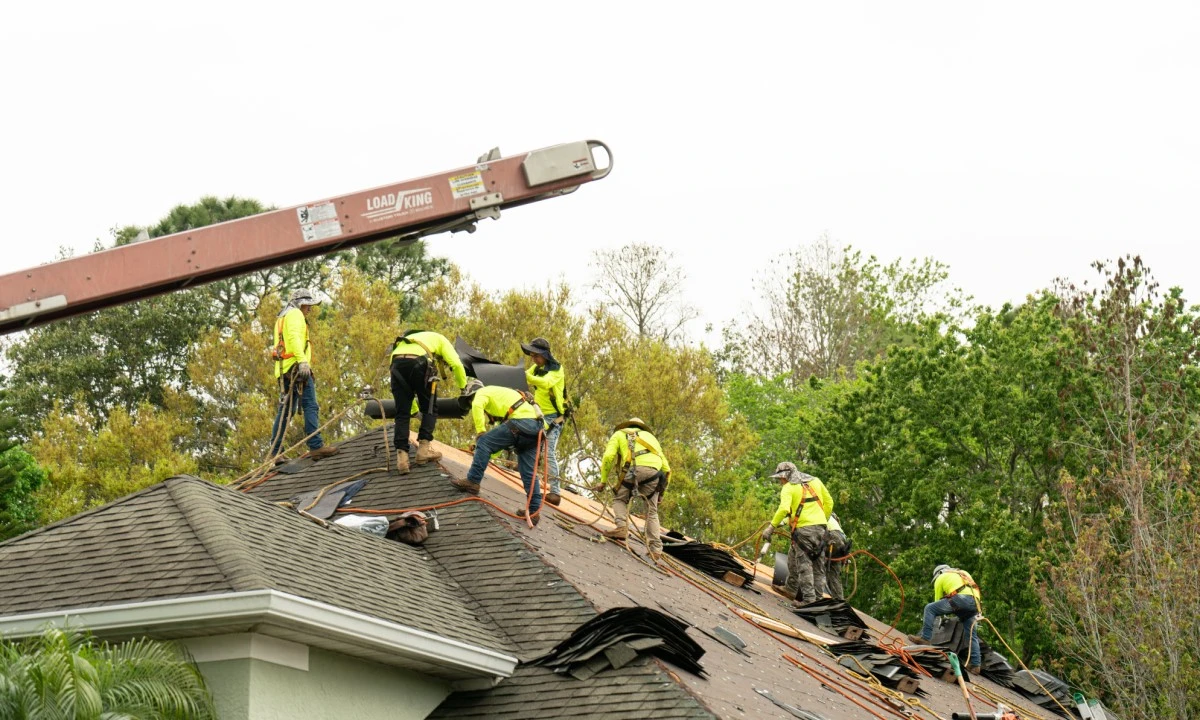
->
[449, 171, 486, 199]
[297, 202, 342, 243]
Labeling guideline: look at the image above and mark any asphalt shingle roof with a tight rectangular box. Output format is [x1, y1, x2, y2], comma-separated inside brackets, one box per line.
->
[247, 431, 716, 720]
[0, 472, 507, 656]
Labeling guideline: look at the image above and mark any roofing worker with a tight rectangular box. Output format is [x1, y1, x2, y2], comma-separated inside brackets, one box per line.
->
[599, 419, 670, 561]
[761, 462, 833, 606]
[268, 289, 339, 462]
[908, 565, 983, 674]
[389, 329, 467, 474]
[522, 337, 566, 507]
[450, 379, 546, 522]
[823, 513, 851, 601]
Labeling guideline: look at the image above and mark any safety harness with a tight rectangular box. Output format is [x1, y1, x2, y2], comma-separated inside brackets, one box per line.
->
[272, 311, 309, 364]
[788, 482, 826, 530]
[944, 570, 982, 598]
[620, 430, 667, 495]
[393, 333, 444, 390]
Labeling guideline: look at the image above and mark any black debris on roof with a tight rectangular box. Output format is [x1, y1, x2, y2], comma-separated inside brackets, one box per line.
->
[661, 530, 756, 587]
[789, 598, 870, 641]
[529, 606, 706, 679]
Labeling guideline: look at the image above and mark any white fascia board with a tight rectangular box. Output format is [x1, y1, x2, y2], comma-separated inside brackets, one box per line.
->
[0, 590, 516, 679]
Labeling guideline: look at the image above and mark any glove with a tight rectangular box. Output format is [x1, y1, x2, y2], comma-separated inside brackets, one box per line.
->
[551, 416, 565, 426]
[295, 362, 313, 381]
[761, 525, 774, 542]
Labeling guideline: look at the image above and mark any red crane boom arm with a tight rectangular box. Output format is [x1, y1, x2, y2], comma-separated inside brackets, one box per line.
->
[0, 140, 611, 335]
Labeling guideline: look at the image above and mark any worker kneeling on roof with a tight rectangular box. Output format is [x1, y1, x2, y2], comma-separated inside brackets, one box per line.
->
[450, 379, 547, 523]
[599, 418, 671, 562]
[908, 565, 983, 675]
[268, 289, 338, 463]
[762, 462, 833, 606]
[389, 329, 467, 474]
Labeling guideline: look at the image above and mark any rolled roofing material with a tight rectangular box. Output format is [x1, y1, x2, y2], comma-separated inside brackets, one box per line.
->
[365, 336, 529, 420]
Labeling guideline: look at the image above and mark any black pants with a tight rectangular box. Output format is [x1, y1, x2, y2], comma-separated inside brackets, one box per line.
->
[390, 356, 436, 452]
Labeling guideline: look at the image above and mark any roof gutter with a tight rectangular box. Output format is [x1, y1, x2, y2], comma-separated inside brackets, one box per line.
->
[0, 590, 517, 680]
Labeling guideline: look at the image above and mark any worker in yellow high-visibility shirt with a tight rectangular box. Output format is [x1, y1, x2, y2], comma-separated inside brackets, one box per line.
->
[521, 337, 566, 506]
[761, 461, 832, 605]
[389, 329, 467, 474]
[268, 288, 338, 463]
[449, 379, 546, 522]
[598, 418, 670, 561]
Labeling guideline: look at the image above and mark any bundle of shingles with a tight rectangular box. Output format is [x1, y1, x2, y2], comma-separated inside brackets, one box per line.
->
[661, 530, 756, 588]
[827, 640, 924, 694]
[527, 607, 706, 680]
[789, 598, 870, 641]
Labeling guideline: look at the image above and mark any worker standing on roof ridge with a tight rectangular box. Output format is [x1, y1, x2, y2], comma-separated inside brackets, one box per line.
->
[823, 513, 851, 601]
[908, 565, 983, 674]
[598, 418, 670, 561]
[389, 329, 467, 474]
[761, 462, 833, 606]
[268, 289, 339, 463]
[522, 337, 566, 507]
[450, 379, 546, 522]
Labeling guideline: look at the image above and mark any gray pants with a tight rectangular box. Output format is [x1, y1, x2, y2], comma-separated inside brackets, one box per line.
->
[613, 466, 663, 553]
[786, 524, 828, 603]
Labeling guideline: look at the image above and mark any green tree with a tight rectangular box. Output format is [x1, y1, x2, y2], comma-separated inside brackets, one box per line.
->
[31, 401, 197, 523]
[0, 390, 45, 540]
[807, 299, 1071, 663]
[0, 626, 215, 719]
[1042, 257, 1200, 719]
[727, 236, 958, 385]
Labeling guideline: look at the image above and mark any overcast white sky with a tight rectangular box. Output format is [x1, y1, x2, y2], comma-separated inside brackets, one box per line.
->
[3, 2, 1198, 342]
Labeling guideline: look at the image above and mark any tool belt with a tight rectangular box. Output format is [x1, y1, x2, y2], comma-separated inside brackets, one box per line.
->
[621, 467, 666, 498]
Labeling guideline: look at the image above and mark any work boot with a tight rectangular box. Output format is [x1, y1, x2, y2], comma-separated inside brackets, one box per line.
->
[545, 492, 562, 507]
[449, 477, 481, 495]
[273, 456, 288, 467]
[395, 451, 410, 475]
[307, 445, 339, 459]
[601, 527, 628, 541]
[906, 633, 929, 645]
[649, 551, 664, 563]
[516, 508, 541, 526]
[415, 440, 442, 464]
[967, 664, 981, 675]
[771, 584, 791, 597]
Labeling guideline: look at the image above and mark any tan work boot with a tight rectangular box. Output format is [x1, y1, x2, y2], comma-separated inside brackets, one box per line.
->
[395, 451, 410, 475]
[649, 551, 664, 563]
[415, 439, 442, 464]
[449, 477, 481, 494]
[601, 527, 629, 541]
[967, 664, 981, 675]
[308, 445, 339, 459]
[906, 633, 928, 645]
[545, 492, 562, 506]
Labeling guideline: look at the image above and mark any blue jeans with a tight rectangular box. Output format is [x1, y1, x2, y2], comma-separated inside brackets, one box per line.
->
[544, 413, 563, 492]
[922, 594, 981, 667]
[468, 418, 543, 513]
[269, 373, 324, 456]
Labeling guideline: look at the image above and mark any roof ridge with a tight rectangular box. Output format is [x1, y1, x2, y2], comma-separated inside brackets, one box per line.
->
[0, 480, 174, 548]
[166, 476, 272, 590]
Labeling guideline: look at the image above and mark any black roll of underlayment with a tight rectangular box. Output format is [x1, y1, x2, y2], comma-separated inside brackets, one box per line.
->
[366, 337, 529, 420]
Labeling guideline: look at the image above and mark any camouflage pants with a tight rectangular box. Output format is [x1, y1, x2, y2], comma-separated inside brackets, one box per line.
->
[825, 529, 850, 600]
[786, 524, 828, 603]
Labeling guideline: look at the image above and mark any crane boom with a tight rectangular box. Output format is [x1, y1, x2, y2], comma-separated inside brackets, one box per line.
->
[0, 140, 611, 335]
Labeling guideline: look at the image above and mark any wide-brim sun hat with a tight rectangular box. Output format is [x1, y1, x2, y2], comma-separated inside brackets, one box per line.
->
[614, 417, 651, 432]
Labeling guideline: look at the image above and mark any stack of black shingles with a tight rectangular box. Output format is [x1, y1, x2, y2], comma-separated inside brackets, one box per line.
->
[528, 607, 706, 680]
[661, 530, 755, 586]
[827, 639, 924, 694]
[790, 598, 870, 640]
